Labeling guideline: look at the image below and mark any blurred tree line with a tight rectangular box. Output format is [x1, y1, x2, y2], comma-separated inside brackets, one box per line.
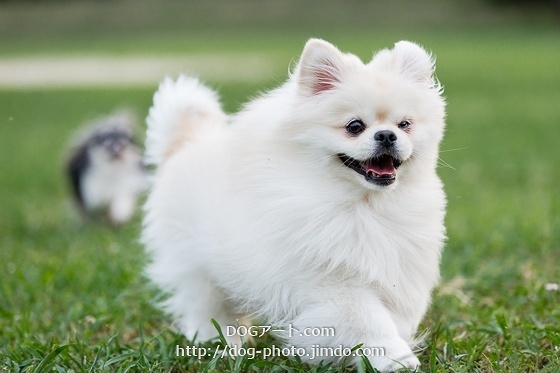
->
[488, 0, 559, 14]
[1, 0, 558, 19]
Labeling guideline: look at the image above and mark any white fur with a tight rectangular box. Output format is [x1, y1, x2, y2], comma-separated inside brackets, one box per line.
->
[145, 75, 227, 166]
[143, 39, 446, 371]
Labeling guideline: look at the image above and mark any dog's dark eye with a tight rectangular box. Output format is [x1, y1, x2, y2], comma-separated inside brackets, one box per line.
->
[398, 119, 412, 131]
[346, 120, 366, 136]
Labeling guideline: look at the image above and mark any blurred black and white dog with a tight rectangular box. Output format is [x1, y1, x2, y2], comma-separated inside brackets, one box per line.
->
[66, 111, 149, 224]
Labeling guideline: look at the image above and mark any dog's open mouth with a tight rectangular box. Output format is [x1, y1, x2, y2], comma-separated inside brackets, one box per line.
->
[338, 153, 402, 186]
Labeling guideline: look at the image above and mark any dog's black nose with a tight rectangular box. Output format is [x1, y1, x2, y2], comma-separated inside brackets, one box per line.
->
[374, 130, 397, 148]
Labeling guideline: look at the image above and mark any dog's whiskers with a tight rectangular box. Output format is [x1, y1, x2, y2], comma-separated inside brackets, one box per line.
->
[437, 158, 456, 170]
[439, 147, 468, 153]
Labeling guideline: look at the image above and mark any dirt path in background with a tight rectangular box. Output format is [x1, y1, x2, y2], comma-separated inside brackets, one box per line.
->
[0, 54, 276, 88]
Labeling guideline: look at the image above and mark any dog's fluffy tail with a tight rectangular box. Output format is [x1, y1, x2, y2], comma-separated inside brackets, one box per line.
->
[145, 75, 226, 166]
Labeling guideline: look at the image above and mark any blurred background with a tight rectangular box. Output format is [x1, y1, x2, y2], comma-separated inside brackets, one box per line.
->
[1, 0, 559, 371]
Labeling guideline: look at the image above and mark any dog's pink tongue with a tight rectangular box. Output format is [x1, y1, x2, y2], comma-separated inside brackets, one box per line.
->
[366, 157, 395, 175]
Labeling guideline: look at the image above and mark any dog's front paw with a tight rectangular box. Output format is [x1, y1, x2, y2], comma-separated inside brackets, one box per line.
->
[365, 339, 420, 372]
[373, 355, 420, 372]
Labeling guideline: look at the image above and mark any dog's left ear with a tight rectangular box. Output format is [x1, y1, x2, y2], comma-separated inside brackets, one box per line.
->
[391, 41, 435, 84]
[297, 39, 344, 95]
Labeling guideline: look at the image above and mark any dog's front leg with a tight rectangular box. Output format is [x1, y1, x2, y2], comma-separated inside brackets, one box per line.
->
[281, 287, 420, 372]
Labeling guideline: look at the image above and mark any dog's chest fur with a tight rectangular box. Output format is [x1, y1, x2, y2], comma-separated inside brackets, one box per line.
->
[223, 174, 445, 322]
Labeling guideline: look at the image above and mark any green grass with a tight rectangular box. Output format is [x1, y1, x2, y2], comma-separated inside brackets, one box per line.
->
[2, 0, 560, 371]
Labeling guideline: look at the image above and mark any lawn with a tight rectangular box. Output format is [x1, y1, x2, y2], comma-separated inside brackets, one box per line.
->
[1, 0, 560, 372]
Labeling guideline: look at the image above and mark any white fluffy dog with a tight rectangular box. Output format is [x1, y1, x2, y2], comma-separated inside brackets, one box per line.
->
[143, 39, 446, 371]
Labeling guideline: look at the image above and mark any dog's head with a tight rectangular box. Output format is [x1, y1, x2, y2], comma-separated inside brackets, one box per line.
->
[289, 39, 446, 191]
[89, 129, 136, 162]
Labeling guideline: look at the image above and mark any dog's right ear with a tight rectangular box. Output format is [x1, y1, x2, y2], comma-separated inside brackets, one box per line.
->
[391, 41, 435, 85]
[296, 39, 344, 96]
